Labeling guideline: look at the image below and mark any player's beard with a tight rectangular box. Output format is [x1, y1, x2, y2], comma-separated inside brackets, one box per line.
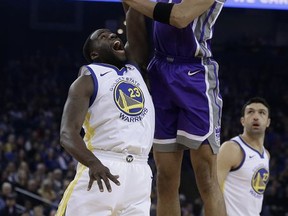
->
[98, 49, 127, 69]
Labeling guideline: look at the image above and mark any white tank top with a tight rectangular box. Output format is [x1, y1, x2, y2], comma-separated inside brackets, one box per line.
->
[79, 63, 155, 156]
[224, 136, 270, 216]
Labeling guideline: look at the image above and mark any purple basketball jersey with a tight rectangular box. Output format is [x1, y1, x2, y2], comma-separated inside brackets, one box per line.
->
[149, 0, 225, 153]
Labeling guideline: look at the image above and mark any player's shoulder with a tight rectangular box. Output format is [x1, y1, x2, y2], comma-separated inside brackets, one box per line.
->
[125, 63, 138, 70]
[78, 65, 91, 77]
[221, 139, 241, 150]
[219, 139, 244, 168]
[219, 139, 243, 157]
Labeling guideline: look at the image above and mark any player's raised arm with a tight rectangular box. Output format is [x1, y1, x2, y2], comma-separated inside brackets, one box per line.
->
[123, 0, 214, 28]
[123, 4, 148, 71]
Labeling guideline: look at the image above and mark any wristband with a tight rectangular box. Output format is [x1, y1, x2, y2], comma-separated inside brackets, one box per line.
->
[153, 2, 174, 24]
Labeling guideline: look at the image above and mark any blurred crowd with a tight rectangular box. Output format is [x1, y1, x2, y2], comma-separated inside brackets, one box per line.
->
[1, 41, 288, 216]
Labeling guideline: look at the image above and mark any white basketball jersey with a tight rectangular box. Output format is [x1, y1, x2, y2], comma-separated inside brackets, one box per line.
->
[223, 136, 269, 216]
[80, 63, 155, 156]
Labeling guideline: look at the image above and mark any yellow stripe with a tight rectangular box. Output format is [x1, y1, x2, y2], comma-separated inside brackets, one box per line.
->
[83, 112, 95, 151]
[55, 165, 87, 216]
[56, 113, 95, 215]
[221, 181, 225, 193]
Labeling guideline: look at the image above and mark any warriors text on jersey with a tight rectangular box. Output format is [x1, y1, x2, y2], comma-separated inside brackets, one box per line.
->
[56, 63, 155, 216]
[80, 63, 155, 156]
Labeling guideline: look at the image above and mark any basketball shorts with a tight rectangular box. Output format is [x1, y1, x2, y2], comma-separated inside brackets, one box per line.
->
[148, 53, 223, 154]
[56, 151, 152, 216]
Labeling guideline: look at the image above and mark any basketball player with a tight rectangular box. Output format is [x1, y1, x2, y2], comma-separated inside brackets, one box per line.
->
[122, 0, 226, 215]
[55, 6, 155, 216]
[217, 97, 271, 216]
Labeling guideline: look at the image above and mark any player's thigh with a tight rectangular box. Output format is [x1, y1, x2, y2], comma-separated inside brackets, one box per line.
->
[121, 198, 150, 216]
[121, 165, 152, 216]
[64, 171, 118, 216]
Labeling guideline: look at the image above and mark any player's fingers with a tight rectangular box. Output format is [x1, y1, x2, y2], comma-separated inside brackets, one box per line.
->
[87, 178, 94, 191]
[96, 177, 104, 192]
[108, 174, 121, 186]
[102, 176, 112, 192]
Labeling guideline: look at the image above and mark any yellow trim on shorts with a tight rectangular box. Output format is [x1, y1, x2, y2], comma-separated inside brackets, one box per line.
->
[56, 113, 95, 215]
[55, 165, 87, 216]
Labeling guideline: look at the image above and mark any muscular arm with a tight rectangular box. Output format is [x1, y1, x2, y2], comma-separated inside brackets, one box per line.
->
[217, 141, 243, 191]
[60, 75, 96, 168]
[124, 4, 148, 71]
[60, 74, 120, 192]
[123, 0, 214, 28]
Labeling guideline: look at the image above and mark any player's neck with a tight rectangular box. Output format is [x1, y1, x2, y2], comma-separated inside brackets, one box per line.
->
[240, 133, 265, 153]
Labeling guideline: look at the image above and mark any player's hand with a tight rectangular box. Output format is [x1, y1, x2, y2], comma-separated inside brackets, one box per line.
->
[87, 161, 120, 192]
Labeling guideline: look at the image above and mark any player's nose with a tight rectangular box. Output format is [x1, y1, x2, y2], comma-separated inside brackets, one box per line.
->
[109, 33, 117, 39]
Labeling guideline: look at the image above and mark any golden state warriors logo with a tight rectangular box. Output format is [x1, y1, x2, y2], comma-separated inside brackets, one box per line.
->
[251, 167, 269, 194]
[114, 81, 145, 116]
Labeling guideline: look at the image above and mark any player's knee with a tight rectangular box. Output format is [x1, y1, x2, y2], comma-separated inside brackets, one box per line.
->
[194, 160, 217, 195]
[198, 175, 216, 196]
[196, 170, 217, 198]
[157, 171, 180, 192]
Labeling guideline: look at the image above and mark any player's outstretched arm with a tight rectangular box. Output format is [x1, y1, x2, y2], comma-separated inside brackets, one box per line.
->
[124, 4, 148, 71]
[60, 74, 120, 192]
[122, 0, 214, 28]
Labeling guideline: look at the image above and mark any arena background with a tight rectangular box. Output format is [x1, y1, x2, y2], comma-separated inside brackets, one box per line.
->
[0, 0, 288, 215]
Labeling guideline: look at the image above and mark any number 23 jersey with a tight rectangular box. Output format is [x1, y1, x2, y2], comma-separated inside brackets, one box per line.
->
[79, 63, 155, 156]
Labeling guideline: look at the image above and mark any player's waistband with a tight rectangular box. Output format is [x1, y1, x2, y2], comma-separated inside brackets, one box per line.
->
[154, 50, 202, 64]
[94, 150, 148, 164]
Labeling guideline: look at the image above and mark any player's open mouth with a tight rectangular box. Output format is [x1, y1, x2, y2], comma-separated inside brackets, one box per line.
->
[112, 40, 124, 53]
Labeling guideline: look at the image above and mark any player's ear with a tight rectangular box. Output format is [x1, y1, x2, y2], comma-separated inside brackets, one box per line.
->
[90, 51, 99, 61]
[266, 118, 271, 128]
[240, 117, 244, 126]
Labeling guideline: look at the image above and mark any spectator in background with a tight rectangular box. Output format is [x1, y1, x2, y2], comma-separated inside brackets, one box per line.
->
[3, 134, 16, 162]
[51, 169, 63, 193]
[0, 193, 20, 216]
[0, 182, 13, 211]
[25, 178, 42, 208]
[33, 163, 47, 185]
[2, 162, 17, 183]
[33, 205, 45, 216]
[37, 179, 56, 203]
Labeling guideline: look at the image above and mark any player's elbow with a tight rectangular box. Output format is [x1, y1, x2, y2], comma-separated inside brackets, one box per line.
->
[60, 129, 70, 149]
[170, 14, 191, 29]
[170, 9, 194, 29]
[170, 0, 214, 29]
